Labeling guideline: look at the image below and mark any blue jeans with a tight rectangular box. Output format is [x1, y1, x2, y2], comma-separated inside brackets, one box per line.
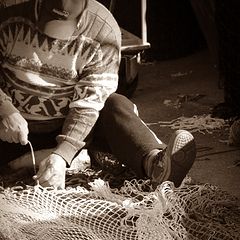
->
[91, 93, 165, 176]
[0, 93, 165, 177]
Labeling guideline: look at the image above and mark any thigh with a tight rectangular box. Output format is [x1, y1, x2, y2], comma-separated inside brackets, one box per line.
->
[0, 140, 29, 166]
[0, 130, 59, 166]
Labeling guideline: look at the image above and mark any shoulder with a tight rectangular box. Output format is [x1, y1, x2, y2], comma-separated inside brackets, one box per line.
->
[86, 0, 118, 29]
[81, 0, 121, 47]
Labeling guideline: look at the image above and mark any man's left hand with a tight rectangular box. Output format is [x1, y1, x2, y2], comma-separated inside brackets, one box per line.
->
[33, 153, 66, 189]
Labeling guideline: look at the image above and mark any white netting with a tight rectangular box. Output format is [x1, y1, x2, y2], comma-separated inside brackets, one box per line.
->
[147, 114, 229, 134]
[0, 179, 239, 240]
[0, 2, 239, 239]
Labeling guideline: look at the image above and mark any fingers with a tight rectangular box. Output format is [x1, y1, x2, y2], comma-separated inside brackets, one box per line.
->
[34, 173, 65, 189]
[0, 113, 29, 145]
[11, 132, 20, 144]
[33, 173, 65, 189]
[0, 126, 28, 144]
[33, 159, 66, 189]
[33, 160, 47, 181]
[18, 128, 29, 145]
[0, 125, 14, 143]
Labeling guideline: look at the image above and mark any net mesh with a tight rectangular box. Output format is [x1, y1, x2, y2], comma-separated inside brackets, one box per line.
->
[0, 177, 240, 240]
[0, 1, 240, 239]
[147, 114, 229, 134]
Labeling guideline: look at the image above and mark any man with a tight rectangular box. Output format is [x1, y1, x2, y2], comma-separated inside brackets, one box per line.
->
[0, 0, 196, 189]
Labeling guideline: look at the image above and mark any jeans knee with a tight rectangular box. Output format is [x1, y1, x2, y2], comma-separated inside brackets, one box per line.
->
[104, 93, 134, 114]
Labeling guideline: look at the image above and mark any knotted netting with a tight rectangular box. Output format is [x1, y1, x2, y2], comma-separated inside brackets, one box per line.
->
[0, 177, 240, 240]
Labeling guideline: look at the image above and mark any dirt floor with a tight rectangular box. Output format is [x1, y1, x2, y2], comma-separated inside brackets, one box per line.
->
[0, 49, 239, 202]
[0, 49, 239, 240]
[131, 49, 240, 200]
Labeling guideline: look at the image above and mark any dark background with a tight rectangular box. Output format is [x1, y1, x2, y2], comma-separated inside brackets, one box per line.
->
[98, 0, 206, 61]
[98, 0, 240, 116]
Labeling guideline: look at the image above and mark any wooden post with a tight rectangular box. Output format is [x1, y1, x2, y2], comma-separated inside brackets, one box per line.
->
[141, 0, 147, 44]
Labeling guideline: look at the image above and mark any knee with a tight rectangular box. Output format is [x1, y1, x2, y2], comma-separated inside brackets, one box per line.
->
[104, 93, 135, 114]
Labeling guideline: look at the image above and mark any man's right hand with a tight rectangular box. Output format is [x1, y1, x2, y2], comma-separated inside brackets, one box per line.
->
[0, 112, 29, 145]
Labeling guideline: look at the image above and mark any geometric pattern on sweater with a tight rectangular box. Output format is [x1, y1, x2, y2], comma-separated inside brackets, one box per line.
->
[0, 0, 121, 162]
[0, 17, 118, 120]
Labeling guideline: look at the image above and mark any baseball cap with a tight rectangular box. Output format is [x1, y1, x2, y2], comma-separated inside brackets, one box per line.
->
[37, 0, 86, 39]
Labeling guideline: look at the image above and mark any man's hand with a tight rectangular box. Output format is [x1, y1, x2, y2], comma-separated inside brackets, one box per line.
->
[0, 112, 28, 145]
[33, 153, 66, 189]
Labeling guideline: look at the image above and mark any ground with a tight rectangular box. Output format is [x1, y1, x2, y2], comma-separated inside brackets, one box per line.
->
[0, 49, 239, 240]
[0, 49, 239, 201]
[131, 49, 240, 199]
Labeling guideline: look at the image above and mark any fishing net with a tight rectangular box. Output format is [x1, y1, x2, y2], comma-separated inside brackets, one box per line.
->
[147, 114, 229, 134]
[0, 1, 240, 239]
[0, 175, 240, 240]
[0, 119, 239, 240]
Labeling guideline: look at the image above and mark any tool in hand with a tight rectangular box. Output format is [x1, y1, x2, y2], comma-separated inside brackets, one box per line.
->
[28, 141, 39, 186]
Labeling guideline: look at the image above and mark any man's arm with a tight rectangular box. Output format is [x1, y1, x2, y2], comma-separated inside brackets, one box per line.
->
[0, 89, 29, 145]
[0, 89, 19, 117]
[53, 32, 121, 166]
[0, 2, 23, 118]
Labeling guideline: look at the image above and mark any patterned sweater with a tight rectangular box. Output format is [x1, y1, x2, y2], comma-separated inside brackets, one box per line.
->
[0, 0, 121, 165]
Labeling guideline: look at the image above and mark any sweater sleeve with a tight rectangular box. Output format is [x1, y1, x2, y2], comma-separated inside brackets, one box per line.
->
[53, 31, 121, 165]
[0, 21, 19, 118]
[0, 89, 20, 118]
[0, 1, 33, 118]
